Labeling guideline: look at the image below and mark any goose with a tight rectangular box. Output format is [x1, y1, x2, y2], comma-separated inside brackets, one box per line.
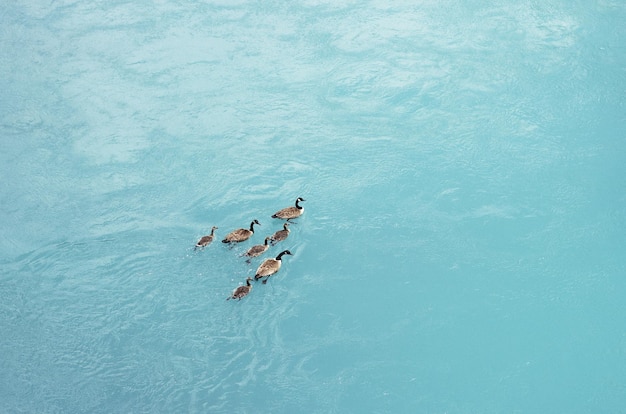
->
[222, 220, 260, 244]
[254, 249, 292, 284]
[194, 226, 218, 250]
[270, 223, 290, 245]
[271, 197, 305, 220]
[242, 236, 271, 263]
[227, 277, 253, 301]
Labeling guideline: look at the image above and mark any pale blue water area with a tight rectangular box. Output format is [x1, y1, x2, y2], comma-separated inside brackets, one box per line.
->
[1, 0, 625, 412]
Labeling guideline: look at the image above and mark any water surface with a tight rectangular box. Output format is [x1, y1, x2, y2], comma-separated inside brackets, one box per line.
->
[1, 1, 625, 412]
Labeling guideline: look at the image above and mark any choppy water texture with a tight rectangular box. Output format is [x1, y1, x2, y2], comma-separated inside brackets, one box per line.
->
[1, 1, 625, 413]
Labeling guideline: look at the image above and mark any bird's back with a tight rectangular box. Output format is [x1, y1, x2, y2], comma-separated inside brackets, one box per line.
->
[223, 228, 251, 242]
[256, 258, 280, 277]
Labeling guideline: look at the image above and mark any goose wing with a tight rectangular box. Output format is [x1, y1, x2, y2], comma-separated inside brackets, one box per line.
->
[196, 235, 213, 246]
[255, 258, 280, 278]
[272, 206, 300, 219]
[246, 244, 267, 256]
[232, 285, 251, 300]
[272, 229, 289, 241]
[223, 228, 251, 242]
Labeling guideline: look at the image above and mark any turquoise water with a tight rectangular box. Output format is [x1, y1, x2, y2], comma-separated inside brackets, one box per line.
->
[2, 1, 625, 412]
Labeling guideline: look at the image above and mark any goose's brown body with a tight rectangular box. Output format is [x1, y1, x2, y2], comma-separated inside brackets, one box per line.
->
[271, 197, 305, 220]
[244, 237, 271, 259]
[228, 277, 253, 301]
[195, 226, 218, 249]
[254, 250, 292, 284]
[270, 223, 290, 245]
[222, 220, 260, 243]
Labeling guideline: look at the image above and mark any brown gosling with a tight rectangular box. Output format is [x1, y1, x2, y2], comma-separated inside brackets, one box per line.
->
[227, 277, 254, 301]
[194, 226, 218, 250]
[242, 237, 272, 263]
[270, 223, 290, 246]
[271, 197, 305, 220]
[222, 219, 260, 244]
[254, 250, 292, 284]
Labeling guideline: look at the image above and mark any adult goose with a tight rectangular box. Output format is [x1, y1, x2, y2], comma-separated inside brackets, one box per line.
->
[254, 249, 292, 284]
[271, 197, 305, 220]
[242, 237, 271, 263]
[222, 220, 260, 244]
[194, 226, 218, 250]
[227, 277, 253, 301]
[270, 223, 290, 246]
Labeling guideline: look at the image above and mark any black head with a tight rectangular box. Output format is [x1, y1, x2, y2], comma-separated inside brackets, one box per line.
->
[297, 197, 305, 202]
[253, 219, 260, 225]
[283, 223, 290, 229]
[281, 249, 292, 256]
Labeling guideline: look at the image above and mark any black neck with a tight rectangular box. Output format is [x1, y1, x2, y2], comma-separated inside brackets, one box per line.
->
[295, 199, 302, 209]
[249, 221, 256, 231]
[276, 251, 289, 260]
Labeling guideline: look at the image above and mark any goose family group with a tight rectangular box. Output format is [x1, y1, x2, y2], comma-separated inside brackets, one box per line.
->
[193, 197, 305, 301]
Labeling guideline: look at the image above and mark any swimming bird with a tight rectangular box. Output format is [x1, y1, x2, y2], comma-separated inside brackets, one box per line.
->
[242, 236, 271, 263]
[270, 223, 290, 245]
[222, 220, 260, 244]
[194, 226, 218, 250]
[271, 197, 305, 220]
[227, 277, 254, 301]
[254, 249, 292, 284]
